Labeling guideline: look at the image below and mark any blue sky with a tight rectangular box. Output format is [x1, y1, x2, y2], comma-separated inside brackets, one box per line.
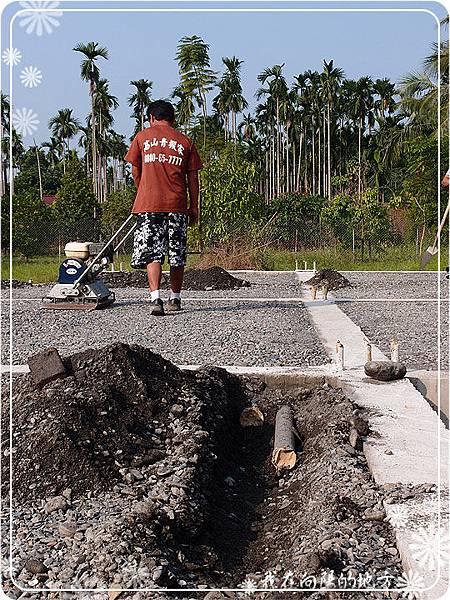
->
[1, 1, 447, 147]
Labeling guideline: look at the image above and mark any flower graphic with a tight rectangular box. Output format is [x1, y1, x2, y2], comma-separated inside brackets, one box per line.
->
[241, 577, 258, 595]
[386, 504, 410, 529]
[2, 47, 22, 66]
[18, 1, 63, 36]
[396, 570, 425, 599]
[20, 66, 42, 88]
[409, 524, 449, 571]
[12, 107, 39, 136]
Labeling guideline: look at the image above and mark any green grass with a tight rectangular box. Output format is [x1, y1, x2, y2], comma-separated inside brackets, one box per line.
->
[1, 253, 201, 284]
[1, 244, 445, 283]
[261, 244, 446, 272]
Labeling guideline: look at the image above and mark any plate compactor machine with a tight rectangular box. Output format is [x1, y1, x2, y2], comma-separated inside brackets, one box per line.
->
[42, 216, 136, 311]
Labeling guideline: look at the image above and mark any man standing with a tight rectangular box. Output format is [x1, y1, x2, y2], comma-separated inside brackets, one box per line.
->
[125, 100, 203, 315]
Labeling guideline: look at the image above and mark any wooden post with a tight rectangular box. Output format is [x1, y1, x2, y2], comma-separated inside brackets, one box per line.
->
[390, 338, 399, 362]
[272, 405, 297, 473]
[366, 342, 372, 363]
[336, 340, 344, 370]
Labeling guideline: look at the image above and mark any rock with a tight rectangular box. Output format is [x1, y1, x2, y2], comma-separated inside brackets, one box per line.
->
[58, 521, 77, 538]
[151, 566, 164, 581]
[24, 558, 47, 574]
[363, 507, 386, 521]
[27, 347, 67, 388]
[44, 495, 68, 514]
[349, 428, 363, 450]
[133, 500, 156, 518]
[58, 567, 75, 582]
[364, 360, 406, 382]
[350, 415, 369, 436]
[170, 404, 184, 416]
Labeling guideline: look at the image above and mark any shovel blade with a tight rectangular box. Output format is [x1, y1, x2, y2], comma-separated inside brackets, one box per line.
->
[420, 246, 438, 269]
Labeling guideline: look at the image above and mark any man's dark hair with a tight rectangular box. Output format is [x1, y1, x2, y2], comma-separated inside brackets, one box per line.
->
[147, 100, 175, 123]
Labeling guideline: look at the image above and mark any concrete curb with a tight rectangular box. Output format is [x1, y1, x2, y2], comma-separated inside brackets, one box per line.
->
[296, 272, 449, 599]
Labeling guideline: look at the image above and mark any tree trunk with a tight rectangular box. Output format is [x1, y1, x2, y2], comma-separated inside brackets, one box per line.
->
[90, 79, 97, 200]
[276, 98, 280, 197]
[327, 102, 331, 201]
[358, 116, 362, 201]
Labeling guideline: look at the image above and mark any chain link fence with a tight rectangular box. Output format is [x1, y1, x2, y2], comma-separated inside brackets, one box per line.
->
[2, 214, 439, 266]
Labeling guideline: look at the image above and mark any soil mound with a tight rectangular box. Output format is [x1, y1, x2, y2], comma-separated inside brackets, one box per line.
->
[183, 266, 250, 290]
[100, 270, 169, 288]
[5, 343, 244, 504]
[305, 268, 351, 291]
[100, 267, 248, 291]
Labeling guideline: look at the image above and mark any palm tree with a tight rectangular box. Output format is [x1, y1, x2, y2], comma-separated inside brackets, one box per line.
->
[48, 108, 80, 171]
[320, 60, 344, 200]
[344, 76, 374, 199]
[398, 39, 449, 137]
[373, 78, 396, 123]
[128, 79, 153, 131]
[41, 136, 64, 167]
[171, 84, 197, 132]
[93, 78, 118, 202]
[257, 64, 288, 197]
[221, 57, 248, 141]
[239, 113, 256, 140]
[176, 35, 217, 149]
[73, 41, 109, 198]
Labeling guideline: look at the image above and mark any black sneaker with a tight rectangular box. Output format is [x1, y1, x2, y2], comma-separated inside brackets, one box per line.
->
[150, 298, 165, 316]
[166, 297, 182, 312]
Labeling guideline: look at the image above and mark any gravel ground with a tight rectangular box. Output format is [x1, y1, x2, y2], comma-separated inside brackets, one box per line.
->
[331, 271, 449, 299]
[3, 271, 449, 369]
[330, 272, 449, 370]
[2, 296, 328, 367]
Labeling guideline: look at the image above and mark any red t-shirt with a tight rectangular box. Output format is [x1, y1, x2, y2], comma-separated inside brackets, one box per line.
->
[125, 122, 203, 213]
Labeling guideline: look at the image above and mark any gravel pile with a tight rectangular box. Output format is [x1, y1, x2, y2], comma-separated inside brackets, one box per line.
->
[332, 272, 449, 370]
[2, 298, 328, 367]
[2, 342, 428, 598]
[305, 269, 351, 291]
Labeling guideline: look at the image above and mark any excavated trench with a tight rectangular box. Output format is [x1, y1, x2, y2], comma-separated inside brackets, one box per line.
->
[3, 344, 408, 598]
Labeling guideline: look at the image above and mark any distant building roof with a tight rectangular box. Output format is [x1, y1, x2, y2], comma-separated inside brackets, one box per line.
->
[42, 195, 56, 205]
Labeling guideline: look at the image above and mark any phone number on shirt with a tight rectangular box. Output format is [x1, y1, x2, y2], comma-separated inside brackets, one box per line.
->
[144, 153, 183, 166]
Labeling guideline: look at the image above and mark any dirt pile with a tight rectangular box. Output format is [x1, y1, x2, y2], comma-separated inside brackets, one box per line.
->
[306, 268, 351, 291]
[100, 267, 249, 291]
[182, 266, 250, 290]
[100, 270, 169, 288]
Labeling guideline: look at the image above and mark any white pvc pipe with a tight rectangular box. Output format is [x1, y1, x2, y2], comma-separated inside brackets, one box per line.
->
[336, 340, 344, 370]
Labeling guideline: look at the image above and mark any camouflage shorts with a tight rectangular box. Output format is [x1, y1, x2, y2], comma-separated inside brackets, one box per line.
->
[131, 212, 188, 268]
